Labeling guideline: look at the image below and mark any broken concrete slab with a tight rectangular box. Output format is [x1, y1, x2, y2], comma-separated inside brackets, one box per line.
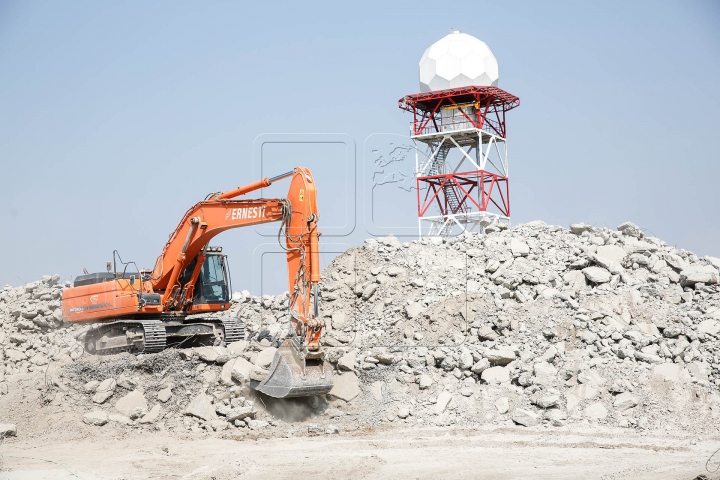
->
[184, 393, 218, 421]
[328, 372, 361, 402]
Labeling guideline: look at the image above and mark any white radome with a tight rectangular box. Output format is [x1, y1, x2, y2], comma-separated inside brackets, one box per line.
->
[419, 31, 499, 92]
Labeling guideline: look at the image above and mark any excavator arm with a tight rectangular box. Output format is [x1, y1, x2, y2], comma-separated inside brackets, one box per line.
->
[149, 167, 324, 351]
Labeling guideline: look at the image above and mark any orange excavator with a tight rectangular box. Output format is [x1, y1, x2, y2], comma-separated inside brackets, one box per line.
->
[62, 167, 332, 398]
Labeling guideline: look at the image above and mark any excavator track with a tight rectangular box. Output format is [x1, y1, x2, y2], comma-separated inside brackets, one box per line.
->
[84, 320, 167, 356]
[139, 321, 168, 353]
[218, 317, 245, 344]
[84, 318, 244, 355]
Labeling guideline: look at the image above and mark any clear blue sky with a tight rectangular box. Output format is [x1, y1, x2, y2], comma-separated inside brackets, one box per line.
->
[1, 0, 718, 294]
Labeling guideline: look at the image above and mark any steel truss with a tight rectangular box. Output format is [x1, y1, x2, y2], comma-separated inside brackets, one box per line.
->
[399, 86, 519, 238]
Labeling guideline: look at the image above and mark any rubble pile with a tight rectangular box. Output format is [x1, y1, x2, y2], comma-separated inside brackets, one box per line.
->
[1, 220, 720, 438]
[230, 220, 720, 432]
[0, 274, 85, 385]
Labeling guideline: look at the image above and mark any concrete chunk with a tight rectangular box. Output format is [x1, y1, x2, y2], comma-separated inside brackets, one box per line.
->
[680, 265, 719, 286]
[139, 404, 163, 424]
[331, 311, 351, 330]
[231, 357, 255, 383]
[653, 363, 683, 382]
[495, 397, 509, 414]
[220, 358, 237, 386]
[569, 223, 593, 235]
[434, 391, 452, 414]
[596, 245, 627, 263]
[698, 320, 720, 336]
[92, 378, 116, 404]
[484, 349, 516, 365]
[406, 303, 425, 319]
[387, 266, 405, 277]
[194, 346, 219, 363]
[226, 406, 255, 422]
[481, 366, 510, 384]
[585, 402, 608, 420]
[418, 374, 433, 389]
[471, 358, 490, 374]
[635, 352, 662, 364]
[83, 411, 108, 426]
[184, 393, 218, 421]
[328, 372, 361, 402]
[590, 254, 624, 275]
[83, 380, 100, 393]
[613, 392, 639, 411]
[617, 222, 643, 238]
[362, 283, 378, 300]
[582, 266, 612, 284]
[687, 362, 711, 382]
[227, 340, 248, 355]
[563, 270, 587, 290]
[706, 256, 720, 270]
[337, 351, 356, 372]
[249, 366, 269, 382]
[368, 381, 383, 401]
[115, 390, 148, 418]
[255, 347, 277, 369]
[512, 408, 539, 427]
[636, 323, 660, 336]
[533, 362, 558, 386]
[376, 352, 395, 365]
[157, 387, 172, 403]
[511, 239, 530, 256]
[532, 393, 561, 409]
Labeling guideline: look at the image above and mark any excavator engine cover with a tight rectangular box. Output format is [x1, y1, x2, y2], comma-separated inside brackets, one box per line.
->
[252, 339, 334, 398]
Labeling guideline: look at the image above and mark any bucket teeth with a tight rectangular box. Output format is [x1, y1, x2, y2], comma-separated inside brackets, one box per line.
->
[251, 340, 334, 398]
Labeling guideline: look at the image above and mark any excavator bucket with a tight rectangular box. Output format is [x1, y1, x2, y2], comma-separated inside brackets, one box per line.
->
[251, 340, 334, 398]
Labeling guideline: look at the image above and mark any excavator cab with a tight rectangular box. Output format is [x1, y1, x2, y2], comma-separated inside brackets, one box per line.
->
[177, 248, 232, 310]
[193, 250, 230, 305]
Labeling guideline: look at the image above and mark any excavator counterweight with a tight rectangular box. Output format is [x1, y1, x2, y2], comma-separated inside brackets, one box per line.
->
[61, 167, 333, 398]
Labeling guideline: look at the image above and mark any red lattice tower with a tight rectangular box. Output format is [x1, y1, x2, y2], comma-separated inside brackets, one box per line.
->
[399, 85, 520, 237]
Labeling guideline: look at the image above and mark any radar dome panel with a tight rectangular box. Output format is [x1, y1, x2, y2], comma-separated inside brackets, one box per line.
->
[419, 32, 499, 92]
